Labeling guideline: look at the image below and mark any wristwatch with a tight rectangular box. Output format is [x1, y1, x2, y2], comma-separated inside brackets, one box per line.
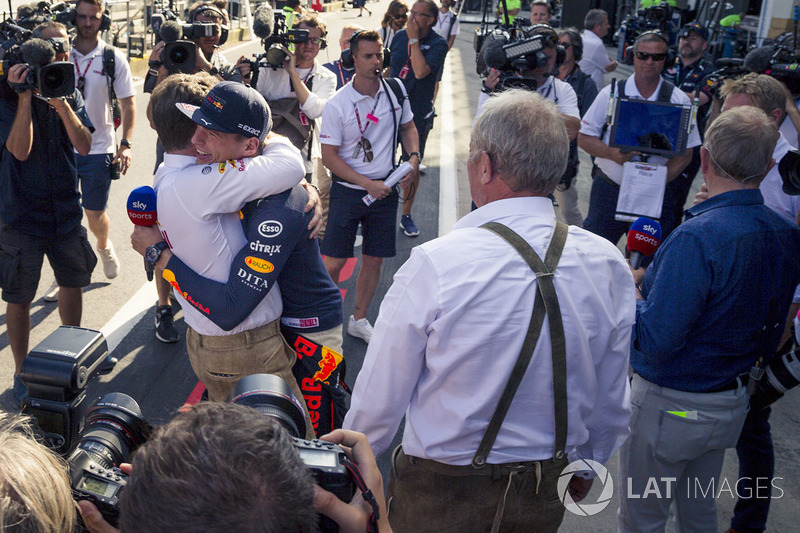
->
[145, 241, 169, 267]
[120, 138, 132, 149]
[409, 151, 422, 161]
[408, 38, 420, 46]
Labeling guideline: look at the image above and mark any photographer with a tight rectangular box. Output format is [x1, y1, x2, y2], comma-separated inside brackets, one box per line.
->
[150, 1, 241, 83]
[0, 413, 76, 532]
[239, 14, 336, 179]
[77, 403, 392, 533]
[0, 21, 96, 406]
[477, 24, 580, 140]
[60, 0, 137, 297]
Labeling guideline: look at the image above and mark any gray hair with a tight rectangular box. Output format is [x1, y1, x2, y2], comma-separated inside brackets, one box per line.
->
[471, 89, 568, 194]
[633, 31, 668, 52]
[704, 106, 778, 184]
[584, 9, 607, 31]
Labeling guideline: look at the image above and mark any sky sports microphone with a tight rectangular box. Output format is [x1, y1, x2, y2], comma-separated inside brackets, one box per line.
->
[127, 186, 158, 281]
[627, 217, 662, 270]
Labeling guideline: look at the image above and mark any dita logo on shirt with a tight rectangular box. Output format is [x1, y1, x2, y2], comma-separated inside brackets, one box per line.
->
[258, 220, 283, 238]
[238, 268, 269, 291]
[250, 241, 281, 255]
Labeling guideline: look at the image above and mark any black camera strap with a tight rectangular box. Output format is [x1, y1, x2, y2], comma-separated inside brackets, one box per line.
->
[102, 45, 121, 136]
[472, 220, 569, 468]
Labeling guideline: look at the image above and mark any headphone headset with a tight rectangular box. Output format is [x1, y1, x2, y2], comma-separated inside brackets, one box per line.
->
[67, 1, 112, 32]
[340, 30, 391, 70]
[189, 4, 229, 45]
[627, 30, 673, 65]
[560, 28, 583, 61]
[527, 24, 565, 69]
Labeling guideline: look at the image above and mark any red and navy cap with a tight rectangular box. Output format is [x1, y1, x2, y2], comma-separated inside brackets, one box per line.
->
[678, 22, 709, 41]
[176, 81, 272, 142]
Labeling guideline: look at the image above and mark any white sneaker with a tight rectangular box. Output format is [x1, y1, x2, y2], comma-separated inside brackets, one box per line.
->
[419, 164, 428, 175]
[98, 241, 120, 279]
[43, 280, 59, 302]
[348, 315, 374, 343]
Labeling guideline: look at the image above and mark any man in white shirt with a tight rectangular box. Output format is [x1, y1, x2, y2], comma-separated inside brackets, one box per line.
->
[66, 0, 135, 288]
[578, 8, 617, 92]
[239, 14, 336, 180]
[433, 0, 460, 49]
[344, 89, 634, 532]
[320, 30, 419, 344]
[579, 31, 698, 245]
[141, 78, 311, 435]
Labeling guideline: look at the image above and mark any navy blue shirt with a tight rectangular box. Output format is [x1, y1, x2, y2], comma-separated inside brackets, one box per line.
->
[662, 56, 714, 135]
[164, 185, 343, 333]
[0, 90, 93, 238]
[389, 29, 448, 121]
[323, 60, 354, 91]
[632, 189, 800, 392]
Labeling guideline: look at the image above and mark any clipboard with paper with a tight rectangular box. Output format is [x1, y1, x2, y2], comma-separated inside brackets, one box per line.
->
[615, 162, 667, 222]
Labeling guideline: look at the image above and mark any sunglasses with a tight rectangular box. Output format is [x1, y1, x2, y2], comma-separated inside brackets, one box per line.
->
[392, 13, 408, 20]
[306, 37, 324, 45]
[634, 51, 667, 61]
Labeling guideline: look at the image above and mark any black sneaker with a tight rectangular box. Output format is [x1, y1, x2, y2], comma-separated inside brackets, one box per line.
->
[155, 303, 180, 343]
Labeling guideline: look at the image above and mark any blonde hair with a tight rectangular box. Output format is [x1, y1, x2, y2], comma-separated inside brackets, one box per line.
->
[0, 414, 76, 533]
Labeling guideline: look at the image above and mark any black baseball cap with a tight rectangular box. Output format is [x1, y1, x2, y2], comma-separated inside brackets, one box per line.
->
[176, 81, 272, 142]
[679, 22, 709, 41]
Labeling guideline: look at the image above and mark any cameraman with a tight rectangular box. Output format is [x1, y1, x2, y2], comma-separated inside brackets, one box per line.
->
[478, 24, 580, 141]
[238, 14, 336, 179]
[77, 403, 392, 533]
[150, 1, 241, 83]
[0, 21, 95, 406]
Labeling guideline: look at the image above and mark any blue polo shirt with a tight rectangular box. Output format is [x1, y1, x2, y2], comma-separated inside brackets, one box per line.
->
[389, 28, 448, 121]
[632, 189, 800, 392]
[323, 60, 354, 91]
[0, 89, 93, 238]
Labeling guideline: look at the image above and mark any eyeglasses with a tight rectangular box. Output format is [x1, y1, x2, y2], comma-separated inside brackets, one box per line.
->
[560, 42, 572, 48]
[634, 51, 667, 61]
[307, 37, 324, 45]
[409, 10, 431, 18]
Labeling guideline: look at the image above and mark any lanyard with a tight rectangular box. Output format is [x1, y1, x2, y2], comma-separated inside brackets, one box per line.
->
[539, 78, 558, 103]
[354, 92, 382, 137]
[336, 61, 347, 87]
[74, 54, 94, 80]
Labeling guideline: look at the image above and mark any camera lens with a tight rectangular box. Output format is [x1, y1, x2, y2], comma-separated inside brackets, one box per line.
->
[75, 392, 151, 469]
[38, 62, 75, 98]
[266, 44, 287, 68]
[227, 374, 307, 438]
[169, 45, 189, 64]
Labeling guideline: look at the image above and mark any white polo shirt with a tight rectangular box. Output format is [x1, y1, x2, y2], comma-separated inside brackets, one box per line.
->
[578, 30, 612, 92]
[153, 137, 305, 335]
[433, 10, 460, 41]
[320, 79, 413, 189]
[580, 76, 701, 185]
[70, 39, 135, 154]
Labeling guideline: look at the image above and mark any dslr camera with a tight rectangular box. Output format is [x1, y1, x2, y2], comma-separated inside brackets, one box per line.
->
[244, 7, 309, 87]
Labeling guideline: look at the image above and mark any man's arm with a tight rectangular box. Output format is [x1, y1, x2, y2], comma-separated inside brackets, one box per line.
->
[665, 148, 693, 182]
[343, 247, 436, 456]
[5, 66, 34, 161]
[578, 133, 635, 165]
[50, 96, 92, 156]
[134, 198, 306, 331]
[115, 95, 136, 174]
[605, 59, 618, 72]
[399, 119, 420, 187]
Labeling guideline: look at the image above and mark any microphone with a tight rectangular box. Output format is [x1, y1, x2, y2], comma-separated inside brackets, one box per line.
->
[253, 4, 275, 40]
[20, 38, 55, 67]
[159, 20, 183, 43]
[483, 39, 508, 70]
[743, 46, 775, 74]
[373, 69, 381, 77]
[127, 186, 159, 281]
[627, 217, 662, 270]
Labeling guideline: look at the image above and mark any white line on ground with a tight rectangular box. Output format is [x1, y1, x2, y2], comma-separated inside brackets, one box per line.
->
[438, 48, 459, 237]
[100, 280, 158, 353]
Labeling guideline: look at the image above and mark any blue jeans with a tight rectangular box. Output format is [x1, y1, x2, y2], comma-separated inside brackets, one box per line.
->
[731, 405, 773, 533]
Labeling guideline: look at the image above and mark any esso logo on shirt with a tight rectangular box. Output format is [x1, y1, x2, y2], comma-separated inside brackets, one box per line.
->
[258, 220, 283, 238]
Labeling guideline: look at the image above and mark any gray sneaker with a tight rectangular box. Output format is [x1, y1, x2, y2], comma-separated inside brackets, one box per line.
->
[98, 241, 120, 279]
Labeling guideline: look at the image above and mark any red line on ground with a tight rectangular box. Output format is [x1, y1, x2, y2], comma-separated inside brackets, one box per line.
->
[179, 381, 206, 412]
